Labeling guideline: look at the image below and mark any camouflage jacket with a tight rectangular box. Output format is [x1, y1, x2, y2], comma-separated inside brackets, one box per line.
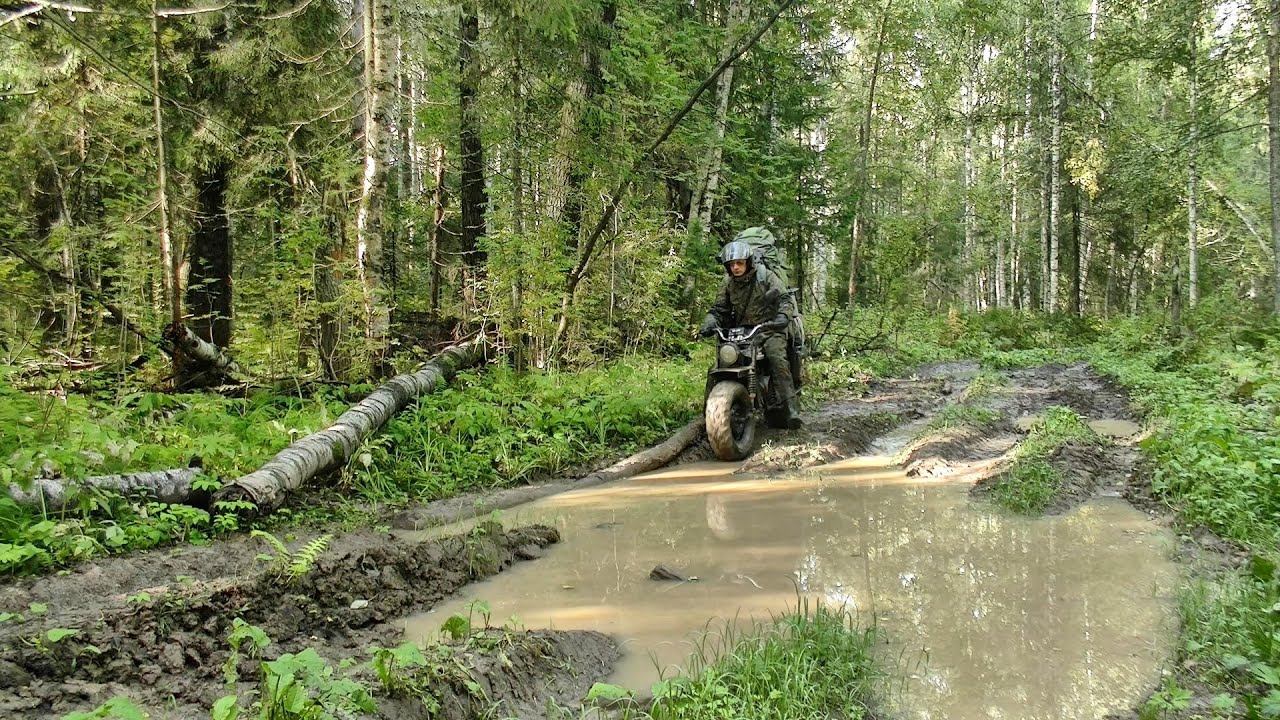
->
[705, 265, 795, 328]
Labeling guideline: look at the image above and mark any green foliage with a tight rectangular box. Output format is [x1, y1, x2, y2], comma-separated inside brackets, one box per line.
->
[586, 683, 633, 702]
[347, 359, 701, 501]
[224, 618, 272, 685]
[648, 601, 879, 720]
[58, 696, 148, 720]
[215, 617, 373, 720]
[251, 531, 331, 583]
[927, 404, 1003, 432]
[0, 380, 346, 482]
[1088, 311, 1280, 546]
[987, 406, 1101, 515]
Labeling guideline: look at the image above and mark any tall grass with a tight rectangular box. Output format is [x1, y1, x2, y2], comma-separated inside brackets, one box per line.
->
[648, 600, 880, 720]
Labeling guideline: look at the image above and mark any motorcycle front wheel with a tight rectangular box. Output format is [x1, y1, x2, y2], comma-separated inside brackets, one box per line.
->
[705, 380, 758, 461]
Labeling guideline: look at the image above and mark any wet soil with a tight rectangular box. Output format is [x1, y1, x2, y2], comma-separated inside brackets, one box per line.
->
[0, 359, 1187, 719]
[0, 522, 619, 719]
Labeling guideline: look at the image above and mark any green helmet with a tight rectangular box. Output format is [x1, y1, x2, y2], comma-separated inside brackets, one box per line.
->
[719, 241, 754, 270]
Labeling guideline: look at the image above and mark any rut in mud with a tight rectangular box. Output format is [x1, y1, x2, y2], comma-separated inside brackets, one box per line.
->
[0, 361, 1174, 720]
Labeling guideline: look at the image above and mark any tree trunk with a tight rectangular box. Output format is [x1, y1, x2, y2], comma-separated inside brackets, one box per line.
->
[150, 0, 178, 326]
[429, 144, 446, 316]
[10, 468, 207, 509]
[963, 98, 977, 309]
[1048, 4, 1063, 313]
[510, 36, 530, 370]
[316, 195, 346, 381]
[998, 121, 1013, 309]
[847, 0, 892, 309]
[1270, 0, 1280, 313]
[219, 338, 488, 511]
[356, 0, 391, 369]
[458, 1, 487, 270]
[164, 321, 239, 390]
[690, 0, 747, 231]
[1070, 187, 1082, 315]
[1187, 22, 1200, 308]
[187, 160, 233, 349]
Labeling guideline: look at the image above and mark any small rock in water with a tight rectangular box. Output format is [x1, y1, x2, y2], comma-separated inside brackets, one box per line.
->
[648, 564, 687, 582]
[350, 599, 369, 610]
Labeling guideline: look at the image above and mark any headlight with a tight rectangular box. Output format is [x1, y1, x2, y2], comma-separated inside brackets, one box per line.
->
[718, 344, 740, 366]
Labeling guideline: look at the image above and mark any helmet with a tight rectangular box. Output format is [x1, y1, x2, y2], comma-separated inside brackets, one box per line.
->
[719, 241, 754, 269]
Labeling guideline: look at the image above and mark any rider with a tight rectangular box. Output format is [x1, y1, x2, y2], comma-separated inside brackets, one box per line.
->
[698, 240, 801, 428]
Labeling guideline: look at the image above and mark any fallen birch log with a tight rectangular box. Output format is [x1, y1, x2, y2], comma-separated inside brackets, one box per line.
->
[164, 322, 240, 375]
[218, 338, 488, 510]
[9, 468, 206, 509]
[575, 417, 704, 485]
[390, 416, 706, 530]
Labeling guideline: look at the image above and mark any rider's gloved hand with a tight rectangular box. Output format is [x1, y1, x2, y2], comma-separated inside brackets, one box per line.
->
[766, 313, 790, 331]
[698, 317, 719, 338]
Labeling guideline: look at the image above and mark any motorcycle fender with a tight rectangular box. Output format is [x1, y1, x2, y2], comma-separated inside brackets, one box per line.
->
[705, 368, 752, 404]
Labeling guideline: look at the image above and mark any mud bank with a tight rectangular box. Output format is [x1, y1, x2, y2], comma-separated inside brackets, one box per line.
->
[0, 523, 620, 718]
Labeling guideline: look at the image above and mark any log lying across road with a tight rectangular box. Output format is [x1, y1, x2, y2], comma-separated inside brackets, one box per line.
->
[8, 338, 488, 511]
[217, 338, 488, 511]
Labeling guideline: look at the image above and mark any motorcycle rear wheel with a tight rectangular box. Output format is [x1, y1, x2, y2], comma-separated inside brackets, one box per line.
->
[706, 381, 757, 461]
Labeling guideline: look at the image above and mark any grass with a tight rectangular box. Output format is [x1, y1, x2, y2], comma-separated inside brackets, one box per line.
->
[986, 405, 1102, 515]
[926, 403, 1003, 432]
[0, 355, 706, 574]
[644, 601, 881, 720]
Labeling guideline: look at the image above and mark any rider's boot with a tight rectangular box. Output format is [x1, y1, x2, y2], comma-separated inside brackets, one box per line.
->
[785, 393, 803, 429]
[774, 371, 802, 429]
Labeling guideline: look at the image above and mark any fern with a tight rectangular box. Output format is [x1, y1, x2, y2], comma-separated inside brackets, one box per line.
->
[288, 534, 332, 579]
[250, 529, 289, 560]
[250, 530, 330, 582]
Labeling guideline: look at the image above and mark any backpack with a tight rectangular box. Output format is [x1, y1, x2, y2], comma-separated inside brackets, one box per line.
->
[730, 227, 791, 287]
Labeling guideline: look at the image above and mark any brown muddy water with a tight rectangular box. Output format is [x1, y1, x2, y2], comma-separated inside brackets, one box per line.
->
[407, 447, 1177, 720]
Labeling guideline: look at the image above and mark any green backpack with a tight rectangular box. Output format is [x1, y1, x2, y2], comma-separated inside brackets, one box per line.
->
[730, 227, 792, 287]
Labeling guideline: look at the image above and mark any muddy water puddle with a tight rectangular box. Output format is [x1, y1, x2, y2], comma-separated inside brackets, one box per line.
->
[1013, 415, 1144, 439]
[407, 456, 1176, 719]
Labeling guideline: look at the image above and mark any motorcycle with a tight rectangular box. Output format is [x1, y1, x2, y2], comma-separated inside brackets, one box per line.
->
[703, 320, 804, 461]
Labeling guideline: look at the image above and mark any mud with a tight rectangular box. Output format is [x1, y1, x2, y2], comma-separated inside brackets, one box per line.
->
[0, 359, 1186, 719]
[0, 523, 614, 718]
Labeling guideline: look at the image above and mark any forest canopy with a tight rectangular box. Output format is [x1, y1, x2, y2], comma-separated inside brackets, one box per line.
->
[0, 0, 1276, 379]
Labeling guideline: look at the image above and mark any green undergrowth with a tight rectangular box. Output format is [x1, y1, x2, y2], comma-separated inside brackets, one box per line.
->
[579, 601, 881, 720]
[0, 355, 703, 574]
[0, 369, 348, 483]
[1080, 308, 1280, 717]
[345, 356, 702, 500]
[645, 602, 879, 720]
[986, 406, 1102, 515]
[927, 403, 1003, 432]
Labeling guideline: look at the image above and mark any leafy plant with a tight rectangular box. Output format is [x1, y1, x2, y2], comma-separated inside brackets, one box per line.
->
[251, 531, 331, 583]
[58, 696, 147, 720]
[218, 648, 376, 720]
[223, 619, 272, 685]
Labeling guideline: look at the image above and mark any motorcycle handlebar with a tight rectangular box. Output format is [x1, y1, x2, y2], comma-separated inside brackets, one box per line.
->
[713, 324, 767, 342]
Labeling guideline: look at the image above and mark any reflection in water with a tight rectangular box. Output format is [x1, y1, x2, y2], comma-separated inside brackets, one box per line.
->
[406, 458, 1177, 720]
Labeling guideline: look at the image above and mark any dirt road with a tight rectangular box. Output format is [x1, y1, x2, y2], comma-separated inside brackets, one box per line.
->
[0, 361, 1175, 719]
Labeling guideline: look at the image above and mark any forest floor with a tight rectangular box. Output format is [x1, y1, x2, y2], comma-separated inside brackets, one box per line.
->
[0, 360, 1217, 720]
